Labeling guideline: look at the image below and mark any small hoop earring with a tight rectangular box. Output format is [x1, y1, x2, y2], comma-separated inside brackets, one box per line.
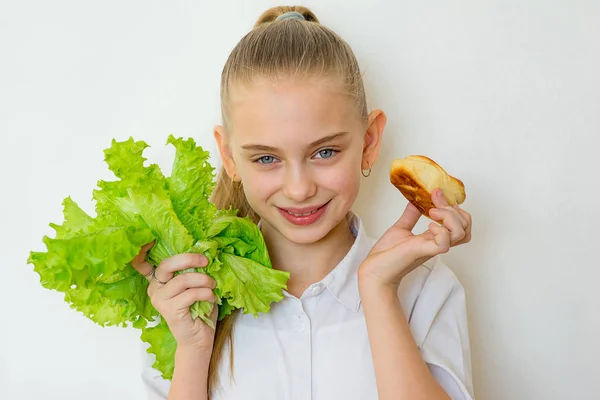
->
[361, 161, 372, 177]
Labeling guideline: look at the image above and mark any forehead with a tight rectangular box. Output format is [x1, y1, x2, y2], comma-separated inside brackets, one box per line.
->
[227, 78, 362, 146]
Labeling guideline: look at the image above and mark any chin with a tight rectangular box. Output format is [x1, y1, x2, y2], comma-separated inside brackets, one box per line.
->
[279, 225, 332, 245]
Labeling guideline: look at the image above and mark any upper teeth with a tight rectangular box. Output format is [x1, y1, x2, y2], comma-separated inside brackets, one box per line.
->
[287, 209, 319, 217]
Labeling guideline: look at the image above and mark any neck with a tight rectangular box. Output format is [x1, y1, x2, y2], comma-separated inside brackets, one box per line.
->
[262, 215, 356, 298]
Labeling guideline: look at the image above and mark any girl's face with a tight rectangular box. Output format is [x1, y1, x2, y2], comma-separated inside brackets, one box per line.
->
[216, 78, 384, 245]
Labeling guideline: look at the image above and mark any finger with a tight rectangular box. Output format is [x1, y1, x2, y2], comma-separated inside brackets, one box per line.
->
[131, 241, 155, 279]
[408, 228, 450, 260]
[154, 253, 209, 285]
[455, 206, 472, 228]
[448, 205, 468, 228]
[453, 207, 472, 245]
[169, 288, 218, 311]
[429, 222, 451, 252]
[431, 206, 468, 230]
[428, 207, 466, 244]
[158, 272, 217, 301]
[394, 202, 422, 231]
[209, 301, 219, 325]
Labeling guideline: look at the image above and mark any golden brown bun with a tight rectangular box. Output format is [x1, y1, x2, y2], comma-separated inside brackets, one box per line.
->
[389, 155, 466, 218]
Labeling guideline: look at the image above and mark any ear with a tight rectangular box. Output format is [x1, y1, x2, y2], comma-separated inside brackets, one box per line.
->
[213, 125, 239, 180]
[362, 109, 386, 170]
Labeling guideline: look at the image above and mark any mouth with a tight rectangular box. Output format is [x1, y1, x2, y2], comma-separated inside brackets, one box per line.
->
[277, 201, 331, 226]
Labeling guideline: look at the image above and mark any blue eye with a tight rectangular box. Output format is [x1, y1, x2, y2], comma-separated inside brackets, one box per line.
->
[315, 149, 337, 159]
[256, 155, 277, 164]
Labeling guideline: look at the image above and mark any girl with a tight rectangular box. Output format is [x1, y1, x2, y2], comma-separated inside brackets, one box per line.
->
[133, 6, 474, 400]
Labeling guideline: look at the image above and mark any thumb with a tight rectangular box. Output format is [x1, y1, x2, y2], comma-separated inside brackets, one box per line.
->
[393, 202, 422, 232]
[130, 241, 155, 280]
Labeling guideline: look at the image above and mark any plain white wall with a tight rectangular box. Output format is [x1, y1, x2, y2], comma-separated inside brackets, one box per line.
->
[1, 1, 598, 399]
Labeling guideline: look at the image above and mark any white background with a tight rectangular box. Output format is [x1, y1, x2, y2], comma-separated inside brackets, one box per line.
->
[1, 1, 599, 399]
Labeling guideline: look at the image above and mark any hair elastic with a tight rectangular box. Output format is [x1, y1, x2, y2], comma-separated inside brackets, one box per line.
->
[275, 11, 306, 22]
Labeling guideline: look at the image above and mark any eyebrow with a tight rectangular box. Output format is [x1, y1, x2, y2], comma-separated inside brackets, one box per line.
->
[240, 131, 349, 152]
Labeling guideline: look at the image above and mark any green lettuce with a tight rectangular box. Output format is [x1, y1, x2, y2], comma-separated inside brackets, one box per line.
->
[28, 135, 290, 379]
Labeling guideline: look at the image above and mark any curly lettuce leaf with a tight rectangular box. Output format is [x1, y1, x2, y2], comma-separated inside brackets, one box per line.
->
[218, 297, 236, 321]
[64, 272, 156, 328]
[214, 252, 289, 316]
[207, 215, 272, 267]
[95, 138, 194, 265]
[103, 137, 150, 179]
[27, 198, 157, 327]
[190, 299, 216, 329]
[141, 318, 177, 380]
[49, 197, 95, 239]
[167, 135, 217, 240]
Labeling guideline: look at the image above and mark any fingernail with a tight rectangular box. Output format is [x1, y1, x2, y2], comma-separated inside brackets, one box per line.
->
[197, 255, 208, 266]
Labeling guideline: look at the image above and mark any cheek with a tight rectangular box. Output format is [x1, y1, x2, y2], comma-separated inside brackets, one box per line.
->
[239, 170, 278, 202]
[320, 161, 361, 199]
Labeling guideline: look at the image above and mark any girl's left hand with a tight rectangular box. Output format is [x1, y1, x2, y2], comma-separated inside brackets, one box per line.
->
[358, 188, 472, 290]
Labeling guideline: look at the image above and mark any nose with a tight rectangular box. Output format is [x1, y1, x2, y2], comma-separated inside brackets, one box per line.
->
[282, 163, 317, 203]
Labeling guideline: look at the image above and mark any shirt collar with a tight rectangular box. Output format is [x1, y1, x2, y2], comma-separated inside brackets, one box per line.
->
[319, 212, 373, 312]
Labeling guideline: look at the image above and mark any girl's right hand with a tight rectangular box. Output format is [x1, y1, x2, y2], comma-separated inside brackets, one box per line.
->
[131, 242, 218, 354]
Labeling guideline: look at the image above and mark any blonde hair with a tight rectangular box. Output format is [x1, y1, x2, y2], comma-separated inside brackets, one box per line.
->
[207, 5, 368, 395]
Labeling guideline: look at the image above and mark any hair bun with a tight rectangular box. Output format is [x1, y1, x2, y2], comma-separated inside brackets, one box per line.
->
[254, 6, 319, 28]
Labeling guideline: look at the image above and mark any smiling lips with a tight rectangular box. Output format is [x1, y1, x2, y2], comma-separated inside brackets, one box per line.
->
[277, 201, 330, 225]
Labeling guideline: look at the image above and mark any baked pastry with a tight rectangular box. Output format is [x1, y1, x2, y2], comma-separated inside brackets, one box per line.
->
[389, 155, 466, 218]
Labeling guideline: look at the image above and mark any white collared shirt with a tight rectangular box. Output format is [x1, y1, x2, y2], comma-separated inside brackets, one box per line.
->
[142, 214, 474, 400]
